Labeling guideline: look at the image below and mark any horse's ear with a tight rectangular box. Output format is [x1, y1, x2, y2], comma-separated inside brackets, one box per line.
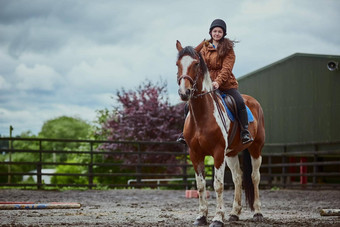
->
[194, 39, 205, 52]
[176, 40, 183, 52]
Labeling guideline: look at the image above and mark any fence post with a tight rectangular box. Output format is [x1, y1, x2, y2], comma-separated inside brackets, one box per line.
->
[88, 141, 94, 189]
[182, 145, 188, 189]
[313, 144, 319, 185]
[136, 142, 142, 187]
[37, 140, 42, 189]
[282, 145, 287, 188]
[8, 126, 13, 184]
[268, 155, 272, 187]
[300, 157, 307, 184]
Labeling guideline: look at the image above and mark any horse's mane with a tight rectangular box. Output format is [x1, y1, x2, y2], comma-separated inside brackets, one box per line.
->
[177, 46, 208, 76]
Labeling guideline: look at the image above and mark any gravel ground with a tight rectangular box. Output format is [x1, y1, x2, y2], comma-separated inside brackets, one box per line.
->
[0, 189, 339, 226]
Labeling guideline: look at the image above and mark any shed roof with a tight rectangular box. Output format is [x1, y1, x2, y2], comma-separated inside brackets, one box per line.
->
[239, 53, 340, 80]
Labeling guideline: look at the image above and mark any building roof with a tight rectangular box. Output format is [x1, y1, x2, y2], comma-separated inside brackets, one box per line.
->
[239, 53, 340, 80]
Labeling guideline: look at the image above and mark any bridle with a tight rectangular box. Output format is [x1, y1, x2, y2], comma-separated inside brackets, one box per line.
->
[177, 55, 216, 99]
[177, 74, 198, 98]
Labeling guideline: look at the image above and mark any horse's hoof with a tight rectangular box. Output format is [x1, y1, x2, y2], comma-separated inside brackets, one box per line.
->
[228, 214, 239, 221]
[193, 216, 208, 226]
[253, 213, 264, 222]
[209, 220, 224, 227]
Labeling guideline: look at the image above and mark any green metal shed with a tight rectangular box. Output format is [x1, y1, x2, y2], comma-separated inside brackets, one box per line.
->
[238, 53, 340, 144]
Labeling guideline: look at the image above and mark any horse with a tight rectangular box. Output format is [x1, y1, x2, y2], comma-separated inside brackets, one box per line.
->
[175, 41, 265, 227]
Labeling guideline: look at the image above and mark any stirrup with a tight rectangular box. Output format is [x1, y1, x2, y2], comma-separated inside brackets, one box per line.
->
[241, 130, 253, 144]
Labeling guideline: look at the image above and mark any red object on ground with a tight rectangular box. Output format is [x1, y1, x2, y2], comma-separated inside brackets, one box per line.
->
[185, 190, 210, 198]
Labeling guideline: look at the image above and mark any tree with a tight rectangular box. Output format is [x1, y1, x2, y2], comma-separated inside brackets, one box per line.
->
[39, 116, 91, 149]
[38, 116, 92, 185]
[39, 116, 92, 162]
[97, 80, 184, 142]
[1, 131, 40, 184]
[39, 116, 91, 140]
[96, 80, 186, 174]
[1, 117, 92, 185]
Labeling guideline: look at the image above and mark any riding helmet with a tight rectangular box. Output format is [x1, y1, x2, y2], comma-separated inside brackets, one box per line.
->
[209, 19, 227, 36]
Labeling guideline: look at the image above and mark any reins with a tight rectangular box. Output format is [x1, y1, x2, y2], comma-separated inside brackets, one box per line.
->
[192, 89, 217, 99]
[211, 91, 233, 145]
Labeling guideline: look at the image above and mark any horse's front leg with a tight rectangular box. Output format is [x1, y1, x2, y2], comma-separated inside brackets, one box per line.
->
[210, 156, 226, 227]
[193, 161, 208, 226]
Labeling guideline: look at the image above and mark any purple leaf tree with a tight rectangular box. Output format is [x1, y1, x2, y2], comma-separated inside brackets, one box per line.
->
[98, 80, 186, 174]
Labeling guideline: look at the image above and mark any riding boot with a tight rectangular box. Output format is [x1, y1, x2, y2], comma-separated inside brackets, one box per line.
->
[176, 103, 189, 145]
[239, 108, 253, 144]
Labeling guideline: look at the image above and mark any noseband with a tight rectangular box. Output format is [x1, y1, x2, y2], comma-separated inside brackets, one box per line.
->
[177, 75, 194, 86]
[177, 73, 199, 98]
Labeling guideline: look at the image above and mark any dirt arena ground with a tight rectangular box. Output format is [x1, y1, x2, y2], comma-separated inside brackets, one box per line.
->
[0, 189, 339, 226]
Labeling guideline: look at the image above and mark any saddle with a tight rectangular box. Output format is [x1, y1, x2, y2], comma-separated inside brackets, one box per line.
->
[222, 94, 239, 145]
[219, 93, 254, 145]
[220, 93, 254, 123]
[223, 94, 238, 122]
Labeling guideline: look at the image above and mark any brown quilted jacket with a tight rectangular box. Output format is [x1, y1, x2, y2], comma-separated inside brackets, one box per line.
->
[199, 40, 238, 90]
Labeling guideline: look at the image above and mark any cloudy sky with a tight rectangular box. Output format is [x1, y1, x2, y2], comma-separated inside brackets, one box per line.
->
[0, 0, 339, 136]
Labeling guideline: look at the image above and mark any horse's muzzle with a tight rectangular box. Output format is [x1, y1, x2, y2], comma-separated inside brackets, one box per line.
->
[178, 88, 191, 101]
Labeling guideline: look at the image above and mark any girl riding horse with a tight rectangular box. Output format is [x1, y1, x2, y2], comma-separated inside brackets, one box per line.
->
[175, 19, 265, 226]
[177, 19, 253, 145]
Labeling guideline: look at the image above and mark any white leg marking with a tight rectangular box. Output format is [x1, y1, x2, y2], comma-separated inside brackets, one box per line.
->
[195, 173, 208, 218]
[251, 156, 262, 214]
[226, 155, 243, 216]
[212, 159, 226, 222]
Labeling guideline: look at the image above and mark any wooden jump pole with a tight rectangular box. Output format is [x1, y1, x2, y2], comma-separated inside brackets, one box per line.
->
[0, 202, 81, 210]
[320, 209, 340, 216]
[0, 202, 34, 204]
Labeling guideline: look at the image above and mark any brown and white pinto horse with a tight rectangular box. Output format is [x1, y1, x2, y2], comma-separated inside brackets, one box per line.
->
[176, 41, 265, 227]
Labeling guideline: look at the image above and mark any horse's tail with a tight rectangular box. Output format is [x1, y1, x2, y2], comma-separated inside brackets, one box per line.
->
[242, 149, 254, 211]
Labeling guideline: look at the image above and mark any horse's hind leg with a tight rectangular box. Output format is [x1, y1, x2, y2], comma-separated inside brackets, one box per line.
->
[226, 155, 243, 221]
[251, 155, 263, 221]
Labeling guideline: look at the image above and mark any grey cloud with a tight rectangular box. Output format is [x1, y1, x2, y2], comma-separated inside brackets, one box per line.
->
[1, 0, 340, 136]
[0, 0, 130, 57]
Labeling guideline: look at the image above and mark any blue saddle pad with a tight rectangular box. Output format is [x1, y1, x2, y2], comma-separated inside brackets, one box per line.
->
[220, 94, 254, 123]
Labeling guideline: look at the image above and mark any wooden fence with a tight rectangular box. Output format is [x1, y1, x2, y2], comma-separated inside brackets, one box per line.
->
[0, 137, 339, 189]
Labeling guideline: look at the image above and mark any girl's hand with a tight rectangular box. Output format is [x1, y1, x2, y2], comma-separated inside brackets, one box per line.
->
[212, 81, 219, 89]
